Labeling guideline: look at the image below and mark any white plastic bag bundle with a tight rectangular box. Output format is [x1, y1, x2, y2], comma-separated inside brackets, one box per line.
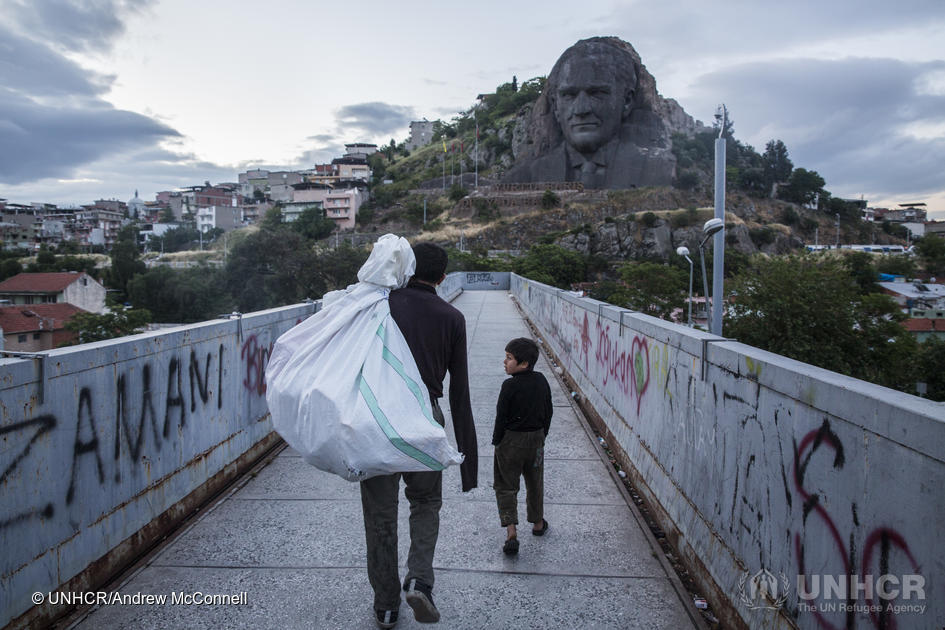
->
[266, 234, 464, 481]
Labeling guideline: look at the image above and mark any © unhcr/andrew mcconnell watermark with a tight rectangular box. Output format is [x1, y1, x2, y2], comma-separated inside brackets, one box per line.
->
[737, 568, 927, 616]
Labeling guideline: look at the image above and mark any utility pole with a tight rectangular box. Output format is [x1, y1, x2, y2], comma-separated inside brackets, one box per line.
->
[711, 104, 727, 336]
[474, 109, 479, 189]
[423, 198, 427, 226]
[835, 213, 841, 248]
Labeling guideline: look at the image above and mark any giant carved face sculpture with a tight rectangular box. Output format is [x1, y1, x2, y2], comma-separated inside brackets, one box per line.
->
[553, 54, 636, 155]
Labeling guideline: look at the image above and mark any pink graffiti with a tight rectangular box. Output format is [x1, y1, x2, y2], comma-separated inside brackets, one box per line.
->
[630, 335, 650, 416]
[591, 320, 651, 415]
[594, 322, 631, 395]
[793, 421, 920, 629]
[580, 312, 592, 371]
[241, 334, 273, 397]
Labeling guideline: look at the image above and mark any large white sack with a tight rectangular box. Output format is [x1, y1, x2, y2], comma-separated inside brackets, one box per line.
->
[265, 234, 463, 481]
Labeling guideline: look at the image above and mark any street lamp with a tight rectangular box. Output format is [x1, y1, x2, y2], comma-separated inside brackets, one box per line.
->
[676, 246, 694, 327]
[699, 218, 725, 333]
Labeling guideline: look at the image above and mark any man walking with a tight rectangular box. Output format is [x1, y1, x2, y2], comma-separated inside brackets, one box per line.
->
[361, 242, 478, 628]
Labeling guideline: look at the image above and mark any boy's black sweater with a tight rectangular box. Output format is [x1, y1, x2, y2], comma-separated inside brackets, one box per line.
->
[491, 370, 553, 446]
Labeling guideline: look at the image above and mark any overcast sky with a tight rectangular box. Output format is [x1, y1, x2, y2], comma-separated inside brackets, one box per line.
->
[1, 0, 943, 219]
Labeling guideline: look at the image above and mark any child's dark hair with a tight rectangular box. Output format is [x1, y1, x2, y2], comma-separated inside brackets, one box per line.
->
[412, 242, 448, 283]
[505, 337, 539, 370]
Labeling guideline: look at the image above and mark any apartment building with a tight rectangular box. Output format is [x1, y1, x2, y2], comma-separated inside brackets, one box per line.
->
[407, 119, 434, 151]
[0, 272, 107, 313]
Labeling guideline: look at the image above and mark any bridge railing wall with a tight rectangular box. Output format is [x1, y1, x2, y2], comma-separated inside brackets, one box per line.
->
[0, 303, 317, 629]
[510, 274, 944, 630]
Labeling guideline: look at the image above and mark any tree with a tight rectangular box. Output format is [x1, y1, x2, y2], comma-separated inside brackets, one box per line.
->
[726, 255, 915, 388]
[64, 307, 151, 345]
[261, 205, 285, 231]
[292, 206, 335, 241]
[1, 258, 23, 281]
[914, 336, 945, 401]
[778, 168, 825, 206]
[107, 225, 146, 301]
[842, 252, 879, 294]
[513, 244, 586, 288]
[157, 226, 201, 253]
[611, 262, 687, 320]
[875, 254, 917, 278]
[914, 235, 945, 276]
[128, 265, 232, 323]
[224, 228, 319, 311]
[762, 140, 793, 194]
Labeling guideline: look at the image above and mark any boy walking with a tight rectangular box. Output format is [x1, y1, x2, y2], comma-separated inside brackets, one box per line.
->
[492, 337, 553, 555]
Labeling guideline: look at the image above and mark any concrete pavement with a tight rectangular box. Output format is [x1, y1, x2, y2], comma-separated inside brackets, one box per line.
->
[66, 290, 699, 630]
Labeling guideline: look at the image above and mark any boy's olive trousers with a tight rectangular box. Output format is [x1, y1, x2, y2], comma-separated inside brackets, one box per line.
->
[493, 429, 545, 528]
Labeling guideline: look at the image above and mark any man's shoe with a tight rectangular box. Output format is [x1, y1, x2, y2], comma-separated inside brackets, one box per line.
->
[375, 608, 399, 629]
[404, 578, 440, 623]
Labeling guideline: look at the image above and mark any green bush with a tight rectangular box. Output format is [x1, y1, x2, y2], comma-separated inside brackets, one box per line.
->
[676, 169, 700, 190]
[541, 189, 560, 209]
[641, 212, 659, 228]
[472, 197, 500, 223]
[749, 226, 777, 245]
[781, 206, 800, 225]
[448, 185, 468, 202]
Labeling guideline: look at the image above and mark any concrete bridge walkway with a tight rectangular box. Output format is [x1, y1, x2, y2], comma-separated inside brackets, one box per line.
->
[66, 291, 700, 630]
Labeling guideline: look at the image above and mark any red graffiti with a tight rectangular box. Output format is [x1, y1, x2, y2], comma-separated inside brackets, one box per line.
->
[580, 312, 592, 371]
[590, 320, 651, 415]
[793, 420, 920, 629]
[241, 334, 273, 397]
[594, 322, 631, 395]
[630, 336, 650, 416]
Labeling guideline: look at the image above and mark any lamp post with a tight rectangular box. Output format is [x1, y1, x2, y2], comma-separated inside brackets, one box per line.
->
[712, 104, 728, 337]
[699, 218, 725, 333]
[676, 246, 694, 327]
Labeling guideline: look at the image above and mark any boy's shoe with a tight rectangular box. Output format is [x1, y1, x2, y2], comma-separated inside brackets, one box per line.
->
[532, 519, 549, 537]
[374, 608, 399, 629]
[404, 578, 440, 623]
[503, 537, 519, 555]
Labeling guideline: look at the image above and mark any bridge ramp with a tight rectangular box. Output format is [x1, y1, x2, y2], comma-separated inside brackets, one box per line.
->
[69, 291, 698, 629]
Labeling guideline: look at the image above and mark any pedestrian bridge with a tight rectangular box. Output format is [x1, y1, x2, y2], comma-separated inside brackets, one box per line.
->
[1, 273, 942, 630]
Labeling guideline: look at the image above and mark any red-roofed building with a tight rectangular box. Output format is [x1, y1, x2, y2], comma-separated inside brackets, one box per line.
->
[0, 303, 86, 351]
[903, 317, 945, 343]
[0, 272, 106, 313]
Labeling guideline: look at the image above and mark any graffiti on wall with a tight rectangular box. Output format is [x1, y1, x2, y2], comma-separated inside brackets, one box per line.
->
[0, 332, 276, 532]
[241, 334, 272, 397]
[516, 281, 932, 630]
[793, 419, 921, 630]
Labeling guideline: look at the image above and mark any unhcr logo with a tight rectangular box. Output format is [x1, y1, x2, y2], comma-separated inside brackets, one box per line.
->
[737, 569, 790, 610]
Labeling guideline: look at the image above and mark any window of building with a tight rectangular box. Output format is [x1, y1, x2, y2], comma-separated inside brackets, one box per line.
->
[32, 333, 40, 340]
[18, 334, 27, 343]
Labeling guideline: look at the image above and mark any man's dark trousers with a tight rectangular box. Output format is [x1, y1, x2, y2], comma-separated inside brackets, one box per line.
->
[359, 401, 445, 611]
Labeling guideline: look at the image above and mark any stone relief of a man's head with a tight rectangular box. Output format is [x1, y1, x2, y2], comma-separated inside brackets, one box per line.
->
[548, 38, 639, 155]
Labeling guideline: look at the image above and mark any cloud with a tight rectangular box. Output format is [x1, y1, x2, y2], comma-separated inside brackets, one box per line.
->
[610, 0, 945, 66]
[6, 0, 150, 53]
[0, 86, 180, 184]
[0, 14, 223, 194]
[685, 57, 945, 200]
[335, 101, 417, 138]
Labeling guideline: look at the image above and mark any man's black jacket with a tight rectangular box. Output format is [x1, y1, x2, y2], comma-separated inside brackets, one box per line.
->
[389, 280, 478, 491]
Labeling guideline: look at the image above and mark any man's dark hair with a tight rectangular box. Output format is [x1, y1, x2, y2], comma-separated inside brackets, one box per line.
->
[412, 242, 448, 283]
[505, 337, 539, 370]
